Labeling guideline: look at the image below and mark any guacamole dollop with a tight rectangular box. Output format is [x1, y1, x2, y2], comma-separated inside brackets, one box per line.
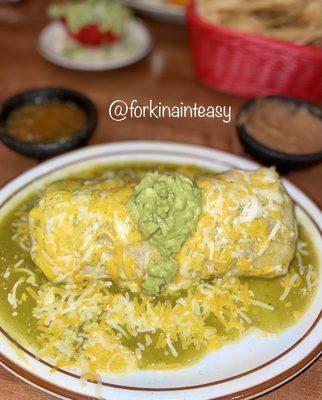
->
[48, 0, 129, 35]
[128, 172, 201, 294]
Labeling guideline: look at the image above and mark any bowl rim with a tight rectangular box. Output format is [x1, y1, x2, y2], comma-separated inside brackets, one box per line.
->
[0, 87, 98, 157]
[236, 95, 322, 164]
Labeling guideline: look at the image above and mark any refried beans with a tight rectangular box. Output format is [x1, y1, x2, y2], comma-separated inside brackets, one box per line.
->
[240, 100, 322, 155]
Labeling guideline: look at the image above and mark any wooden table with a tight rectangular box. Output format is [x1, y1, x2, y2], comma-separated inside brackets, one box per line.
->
[0, 1, 321, 399]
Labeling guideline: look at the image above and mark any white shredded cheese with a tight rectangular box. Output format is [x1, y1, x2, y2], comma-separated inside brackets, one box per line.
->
[208, 241, 215, 261]
[145, 335, 152, 346]
[166, 335, 178, 357]
[239, 196, 261, 223]
[7, 277, 25, 309]
[238, 311, 252, 324]
[14, 259, 24, 268]
[306, 265, 314, 292]
[279, 273, 299, 301]
[268, 221, 281, 241]
[252, 299, 274, 311]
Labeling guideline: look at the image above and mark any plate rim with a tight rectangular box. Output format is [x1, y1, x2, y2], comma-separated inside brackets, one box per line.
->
[0, 141, 321, 400]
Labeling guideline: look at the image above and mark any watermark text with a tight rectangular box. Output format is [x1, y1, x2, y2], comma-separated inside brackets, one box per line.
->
[108, 100, 232, 124]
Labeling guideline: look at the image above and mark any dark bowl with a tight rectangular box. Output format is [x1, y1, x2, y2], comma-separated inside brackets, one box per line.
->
[0, 87, 98, 159]
[236, 96, 322, 171]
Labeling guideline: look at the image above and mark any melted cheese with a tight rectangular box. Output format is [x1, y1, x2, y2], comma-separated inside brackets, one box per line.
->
[29, 179, 152, 289]
[32, 275, 255, 376]
[173, 168, 297, 290]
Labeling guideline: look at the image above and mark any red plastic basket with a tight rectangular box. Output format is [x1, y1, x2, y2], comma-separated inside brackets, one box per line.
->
[187, 2, 322, 101]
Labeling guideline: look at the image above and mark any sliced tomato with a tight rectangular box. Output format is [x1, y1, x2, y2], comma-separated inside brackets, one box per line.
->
[62, 18, 120, 46]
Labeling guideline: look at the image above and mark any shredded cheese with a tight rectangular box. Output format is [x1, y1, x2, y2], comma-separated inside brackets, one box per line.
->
[7, 277, 25, 309]
[279, 273, 300, 301]
[252, 300, 274, 311]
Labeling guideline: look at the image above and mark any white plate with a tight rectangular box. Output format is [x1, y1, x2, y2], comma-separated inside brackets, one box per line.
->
[0, 142, 321, 400]
[38, 20, 153, 71]
[122, 0, 185, 23]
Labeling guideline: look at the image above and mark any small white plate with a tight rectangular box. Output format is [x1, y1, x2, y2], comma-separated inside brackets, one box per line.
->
[0, 142, 321, 400]
[38, 20, 153, 71]
[122, 0, 185, 23]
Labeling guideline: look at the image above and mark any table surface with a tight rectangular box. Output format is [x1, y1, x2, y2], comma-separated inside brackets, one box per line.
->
[0, 1, 321, 399]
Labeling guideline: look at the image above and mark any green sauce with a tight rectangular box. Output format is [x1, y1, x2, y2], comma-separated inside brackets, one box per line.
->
[245, 225, 317, 332]
[0, 195, 45, 351]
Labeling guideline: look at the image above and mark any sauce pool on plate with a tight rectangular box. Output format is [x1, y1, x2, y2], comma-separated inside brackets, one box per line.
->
[5, 101, 87, 143]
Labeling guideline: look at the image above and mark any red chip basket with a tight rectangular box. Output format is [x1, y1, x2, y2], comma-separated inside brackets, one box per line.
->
[187, 2, 322, 101]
